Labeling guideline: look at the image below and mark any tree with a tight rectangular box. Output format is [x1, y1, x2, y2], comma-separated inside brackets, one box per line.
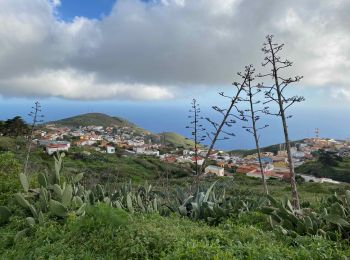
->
[259, 35, 304, 209]
[237, 65, 269, 195]
[23, 101, 44, 176]
[199, 66, 249, 174]
[317, 149, 342, 167]
[186, 99, 206, 175]
[1, 116, 29, 137]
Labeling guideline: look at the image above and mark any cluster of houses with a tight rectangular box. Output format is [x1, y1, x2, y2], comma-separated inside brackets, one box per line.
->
[34, 124, 349, 184]
[160, 137, 350, 183]
[34, 124, 161, 156]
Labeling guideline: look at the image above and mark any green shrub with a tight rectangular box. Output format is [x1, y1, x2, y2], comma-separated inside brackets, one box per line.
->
[0, 152, 21, 205]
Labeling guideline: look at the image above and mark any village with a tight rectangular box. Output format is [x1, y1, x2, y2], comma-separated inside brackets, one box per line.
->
[35, 124, 350, 184]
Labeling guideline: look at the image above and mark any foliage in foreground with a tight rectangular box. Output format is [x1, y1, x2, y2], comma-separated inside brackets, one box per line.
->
[1, 152, 350, 259]
[262, 192, 350, 240]
[1, 204, 349, 259]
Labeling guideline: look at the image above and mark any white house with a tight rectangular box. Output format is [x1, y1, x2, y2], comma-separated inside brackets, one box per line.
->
[204, 165, 225, 177]
[128, 140, 145, 147]
[143, 150, 160, 156]
[133, 146, 159, 156]
[183, 149, 195, 156]
[176, 156, 193, 163]
[46, 144, 69, 155]
[106, 146, 115, 154]
[134, 147, 145, 154]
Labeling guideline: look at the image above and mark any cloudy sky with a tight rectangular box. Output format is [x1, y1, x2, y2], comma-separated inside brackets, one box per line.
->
[0, 0, 349, 148]
[0, 0, 350, 102]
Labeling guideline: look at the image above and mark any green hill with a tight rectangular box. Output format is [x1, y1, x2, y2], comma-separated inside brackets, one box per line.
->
[48, 113, 150, 135]
[230, 140, 303, 156]
[47, 113, 193, 148]
[49, 113, 133, 128]
[159, 132, 195, 148]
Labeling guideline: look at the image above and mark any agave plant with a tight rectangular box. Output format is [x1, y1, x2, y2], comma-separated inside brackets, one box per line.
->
[14, 153, 87, 227]
[174, 181, 267, 224]
[89, 181, 161, 214]
[261, 191, 350, 240]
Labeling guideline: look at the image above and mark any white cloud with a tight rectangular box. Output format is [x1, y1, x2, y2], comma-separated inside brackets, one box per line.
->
[0, 0, 350, 101]
[0, 69, 174, 100]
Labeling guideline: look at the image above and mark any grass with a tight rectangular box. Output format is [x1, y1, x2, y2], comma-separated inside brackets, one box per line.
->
[159, 132, 196, 148]
[296, 157, 350, 183]
[1, 204, 349, 259]
[2, 136, 350, 259]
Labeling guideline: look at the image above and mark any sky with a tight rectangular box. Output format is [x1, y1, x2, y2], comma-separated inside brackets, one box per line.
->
[0, 0, 349, 149]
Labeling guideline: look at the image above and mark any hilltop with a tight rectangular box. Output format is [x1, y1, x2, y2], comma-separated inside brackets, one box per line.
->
[48, 113, 135, 129]
[47, 113, 194, 148]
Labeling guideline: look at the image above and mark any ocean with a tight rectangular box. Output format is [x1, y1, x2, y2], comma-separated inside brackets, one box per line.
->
[0, 97, 349, 151]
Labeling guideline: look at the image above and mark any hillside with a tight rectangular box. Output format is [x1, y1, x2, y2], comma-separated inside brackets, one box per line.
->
[230, 140, 303, 156]
[47, 113, 152, 136]
[47, 113, 193, 148]
[48, 113, 134, 128]
[159, 132, 195, 148]
[295, 157, 350, 183]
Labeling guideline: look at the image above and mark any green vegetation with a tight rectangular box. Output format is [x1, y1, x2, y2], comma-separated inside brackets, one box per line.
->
[1, 206, 349, 259]
[0, 152, 21, 205]
[2, 136, 350, 258]
[48, 113, 135, 128]
[0, 116, 29, 137]
[296, 157, 350, 183]
[160, 132, 195, 148]
[230, 140, 302, 156]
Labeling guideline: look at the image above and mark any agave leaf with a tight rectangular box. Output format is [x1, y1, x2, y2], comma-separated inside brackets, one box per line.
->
[304, 216, 313, 231]
[53, 184, 63, 200]
[62, 184, 73, 207]
[286, 199, 294, 212]
[114, 201, 123, 209]
[50, 200, 68, 217]
[73, 173, 84, 184]
[178, 205, 187, 216]
[153, 198, 158, 212]
[260, 206, 275, 215]
[29, 205, 38, 219]
[72, 196, 84, 208]
[40, 187, 48, 203]
[126, 193, 134, 213]
[14, 193, 30, 209]
[181, 195, 194, 207]
[19, 173, 29, 193]
[296, 221, 306, 235]
[270, 213, 282, 223]
[203, 181, 218, 203]
[137, 194, 145, 212]
[38, 211, 45, 226]
[281, 219, 294, 230]
[104, 197, 111, 205]
[0, 206, 11, 224]
[38, 172, 47, 188]
[76, 203, 86, 216]
[329, 202, 345, 217]
[89, 191, 95, 204]
[54, 154, 63, 184]
[345, 190, 350, 207]
[26, 217, 36, 227]
[317, 228, 327, 237]
[324, 214, 350, 227]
